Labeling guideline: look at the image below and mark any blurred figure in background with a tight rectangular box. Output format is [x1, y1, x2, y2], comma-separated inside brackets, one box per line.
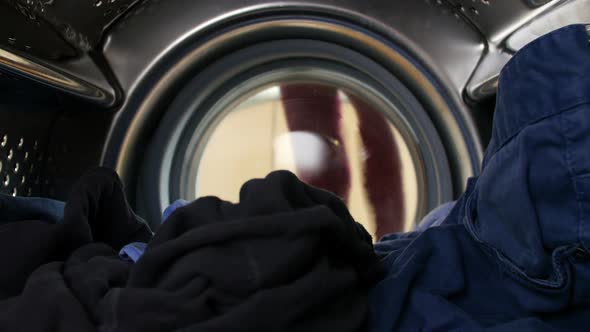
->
[280, 84, 405, 238]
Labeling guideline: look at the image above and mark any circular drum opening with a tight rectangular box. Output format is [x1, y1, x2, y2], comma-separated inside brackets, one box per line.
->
[187, 78, 423, 237]
[140, 37, 459, 240]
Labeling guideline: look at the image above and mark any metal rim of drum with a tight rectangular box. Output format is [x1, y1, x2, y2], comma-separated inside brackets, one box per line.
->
[181, 64, 431, 203]
[163, 45, 450, 228]
[125, 17, 481, 227]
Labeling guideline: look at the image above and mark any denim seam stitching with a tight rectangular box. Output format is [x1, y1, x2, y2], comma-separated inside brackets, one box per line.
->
[486, 101, 590, 167]
[558, 111, 584, 250]
[463, 190, 569, 289]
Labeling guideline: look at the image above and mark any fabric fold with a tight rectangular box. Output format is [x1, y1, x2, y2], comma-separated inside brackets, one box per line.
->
[0, 168, 379, 331]
[370, 24, 590, 332]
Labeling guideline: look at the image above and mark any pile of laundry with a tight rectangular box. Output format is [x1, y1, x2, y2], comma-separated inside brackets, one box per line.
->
[0, 168, 381, 331]
[1, 24, 590, 331]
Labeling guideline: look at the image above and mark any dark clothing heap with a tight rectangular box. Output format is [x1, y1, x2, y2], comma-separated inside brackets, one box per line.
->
[3, 22, 589, 332]
[0, 168, 380, 331]
[369, 24, 590, 332]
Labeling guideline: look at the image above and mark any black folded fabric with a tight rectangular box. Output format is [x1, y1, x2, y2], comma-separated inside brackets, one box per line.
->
[0, 167, 380, 331]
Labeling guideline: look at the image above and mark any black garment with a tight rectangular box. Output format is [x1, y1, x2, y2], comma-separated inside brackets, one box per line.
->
[0, 168, 380, 331]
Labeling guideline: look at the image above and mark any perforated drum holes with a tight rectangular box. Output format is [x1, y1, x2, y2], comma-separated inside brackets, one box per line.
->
[0, 131, 45, 197]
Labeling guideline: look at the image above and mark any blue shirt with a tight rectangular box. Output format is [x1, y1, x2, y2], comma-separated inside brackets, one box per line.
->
[369, 24, 590, 331]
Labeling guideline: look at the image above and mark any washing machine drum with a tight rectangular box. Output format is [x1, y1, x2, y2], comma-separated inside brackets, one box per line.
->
[138, 29, 478, 240]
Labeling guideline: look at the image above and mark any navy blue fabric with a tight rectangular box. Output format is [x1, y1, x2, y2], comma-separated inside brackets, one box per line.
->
[414, 201, 455, 232]
[119, 199, 188, 262]
[162, 199, 189, 221]
[370, 24, 590, 332]
[119, 242, 148, 262]
[0, 194, 64, 224]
